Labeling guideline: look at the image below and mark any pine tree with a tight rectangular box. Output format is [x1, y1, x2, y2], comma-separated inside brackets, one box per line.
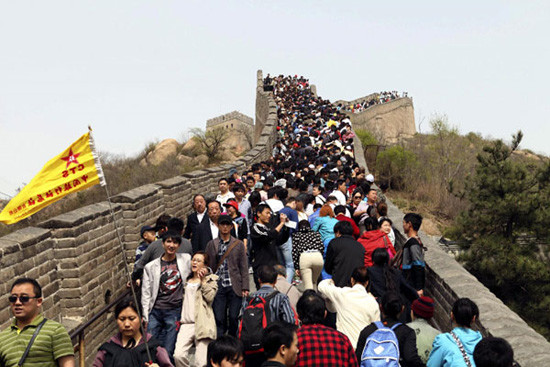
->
[455, 131, 550, 339]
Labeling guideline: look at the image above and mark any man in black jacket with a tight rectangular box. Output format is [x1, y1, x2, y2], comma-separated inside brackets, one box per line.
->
[183, 194, 208, 252]
[324, 221, 365, 287]
[250, 203, 287, 289]
[196, 200, 239, 253]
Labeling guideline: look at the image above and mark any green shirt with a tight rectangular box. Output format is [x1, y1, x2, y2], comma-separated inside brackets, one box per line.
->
[407, 318, 440, 363]
[0, 314, 74, 367]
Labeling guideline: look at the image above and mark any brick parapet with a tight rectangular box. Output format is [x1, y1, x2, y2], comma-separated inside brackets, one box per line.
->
[206, 110, 254, 129]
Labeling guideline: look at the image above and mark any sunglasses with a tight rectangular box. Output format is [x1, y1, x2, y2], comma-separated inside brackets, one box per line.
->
[9, 295, 39, 304]
[354, 196, 362, 199]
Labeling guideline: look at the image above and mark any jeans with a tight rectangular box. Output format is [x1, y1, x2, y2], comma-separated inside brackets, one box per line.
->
[148, 307, 182, 361]
[321, 237, 334, 280]
[278, 237, 295, 282]
[213, 285, 243, 337]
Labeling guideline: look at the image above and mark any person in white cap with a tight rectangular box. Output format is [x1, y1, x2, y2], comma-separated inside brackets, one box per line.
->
[366, 174, 375, 184]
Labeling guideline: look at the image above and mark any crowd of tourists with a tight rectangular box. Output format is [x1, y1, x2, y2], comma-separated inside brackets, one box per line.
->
[0, 75, 516, 367]
[338, 90, 408, 113]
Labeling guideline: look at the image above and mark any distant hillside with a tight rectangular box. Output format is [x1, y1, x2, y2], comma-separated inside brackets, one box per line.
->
[360, 118, 548, 235]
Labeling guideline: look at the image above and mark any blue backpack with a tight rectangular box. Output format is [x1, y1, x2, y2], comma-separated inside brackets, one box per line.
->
[360, 321, 401, 367]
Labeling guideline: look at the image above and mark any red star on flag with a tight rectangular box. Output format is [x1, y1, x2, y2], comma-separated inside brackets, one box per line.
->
[61, 148, 81, 168]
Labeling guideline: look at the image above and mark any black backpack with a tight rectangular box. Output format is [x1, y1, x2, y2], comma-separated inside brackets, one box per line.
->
[266, 206, 290, 246]
[98, 339, 161, 367]
[238, 291, 279, 354]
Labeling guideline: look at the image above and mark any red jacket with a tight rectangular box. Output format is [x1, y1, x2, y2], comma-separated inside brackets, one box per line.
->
[335, 214, 360, 239]
[357, 230, 396, 267]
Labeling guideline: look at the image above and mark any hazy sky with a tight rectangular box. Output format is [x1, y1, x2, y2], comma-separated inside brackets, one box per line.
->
[1, 1, 548, 198]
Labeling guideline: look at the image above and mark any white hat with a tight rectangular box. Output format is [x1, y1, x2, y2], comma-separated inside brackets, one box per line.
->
[274, 178, 287, 188]
[366, 174, 375, 183]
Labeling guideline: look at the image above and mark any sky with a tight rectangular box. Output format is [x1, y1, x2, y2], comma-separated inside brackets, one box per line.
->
[1, 1, 548, 198]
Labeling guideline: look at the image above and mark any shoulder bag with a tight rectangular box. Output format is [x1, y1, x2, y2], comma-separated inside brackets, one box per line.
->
[18, 318, 48, 366]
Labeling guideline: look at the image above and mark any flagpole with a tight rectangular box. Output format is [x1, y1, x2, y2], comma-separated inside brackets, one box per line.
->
[88, 126, 153, 363]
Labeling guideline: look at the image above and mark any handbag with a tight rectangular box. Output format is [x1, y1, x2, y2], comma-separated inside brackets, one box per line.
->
[391, 249, 403, 269]
[450, 331, 473, 367]
[382, 236, 395, 260]
[214, 240, 241, 273]
[18, 318, 48, 366]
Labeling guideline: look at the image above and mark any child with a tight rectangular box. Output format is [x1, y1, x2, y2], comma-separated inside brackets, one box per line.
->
[135, 225, 156, 265]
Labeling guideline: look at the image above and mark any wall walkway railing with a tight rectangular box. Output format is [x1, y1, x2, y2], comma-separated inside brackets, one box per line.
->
[69, 289, 131, 366]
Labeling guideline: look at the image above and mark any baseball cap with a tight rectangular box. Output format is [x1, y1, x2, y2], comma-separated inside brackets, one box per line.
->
[218, 215, 233, 225]
[140, 225, 155, 238]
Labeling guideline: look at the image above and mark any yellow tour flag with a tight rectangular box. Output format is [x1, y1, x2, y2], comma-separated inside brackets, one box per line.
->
[0, 132, 106, 225]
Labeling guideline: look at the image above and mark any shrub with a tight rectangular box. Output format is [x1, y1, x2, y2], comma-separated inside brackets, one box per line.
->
[356, 129, 378, 147]
[376, 145, 417, 190]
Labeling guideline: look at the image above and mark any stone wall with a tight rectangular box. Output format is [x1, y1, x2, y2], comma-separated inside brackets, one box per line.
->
[353, 131, 550, 366]
[255, 70, 278, 143]
[206, 110, 253, 129]
[333, 92, 379, 108]
[345, 97, 416, 144]
[0, 69, 279, 365]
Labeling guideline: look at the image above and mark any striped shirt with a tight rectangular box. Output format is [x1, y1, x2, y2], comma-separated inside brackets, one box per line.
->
[240, 285, 297, 324]
[0, 314, 74, 367]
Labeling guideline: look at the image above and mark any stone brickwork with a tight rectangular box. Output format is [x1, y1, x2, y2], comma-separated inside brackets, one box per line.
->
[0, 227, 59, 327]
[353, 130, 550, 366]
[255, 70, 278, 144]
[344, 97, 416, 144]
[0, 69, 278, 365]
[333, 92, 379, 108]
[206, 111, 253, 130]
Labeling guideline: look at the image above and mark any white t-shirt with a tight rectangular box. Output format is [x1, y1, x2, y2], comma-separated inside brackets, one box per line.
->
[331, 190, 347, 206]
[216, 191, 235, 205]
[181, 282, 200, 323]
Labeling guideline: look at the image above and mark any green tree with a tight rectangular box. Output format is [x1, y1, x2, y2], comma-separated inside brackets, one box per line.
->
[454, 131, 550, 339]
[457, 131, 543, 239]
[356, 129, 378, 147]
[376, 145, 417, 190]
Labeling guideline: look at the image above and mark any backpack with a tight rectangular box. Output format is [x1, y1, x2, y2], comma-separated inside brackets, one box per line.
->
[238, 291, 279, 354]
[265, 206, 290, 246]
[98, 339, 161, 367]
[360, 321, 401, 367]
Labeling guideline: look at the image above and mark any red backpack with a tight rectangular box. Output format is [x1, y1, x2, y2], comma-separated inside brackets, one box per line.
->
[238, 291, 279, 354]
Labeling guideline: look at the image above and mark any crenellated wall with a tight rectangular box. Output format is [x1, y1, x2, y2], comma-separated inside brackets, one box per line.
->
[0, 69, 279, 365]
[333, 92, 379, 108]
[344, 97, 416, 144]
[353, 130, 550, 367]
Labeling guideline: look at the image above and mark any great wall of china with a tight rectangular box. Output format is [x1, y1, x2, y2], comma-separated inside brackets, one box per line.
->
[0, 70, 548, 366]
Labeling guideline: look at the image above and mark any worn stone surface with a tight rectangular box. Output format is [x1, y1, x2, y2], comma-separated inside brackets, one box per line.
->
[180, 137, 200, 155]
[345, 97, 416, 144]
[177, 154, 194, 166]
[144, 138, 179, 165]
